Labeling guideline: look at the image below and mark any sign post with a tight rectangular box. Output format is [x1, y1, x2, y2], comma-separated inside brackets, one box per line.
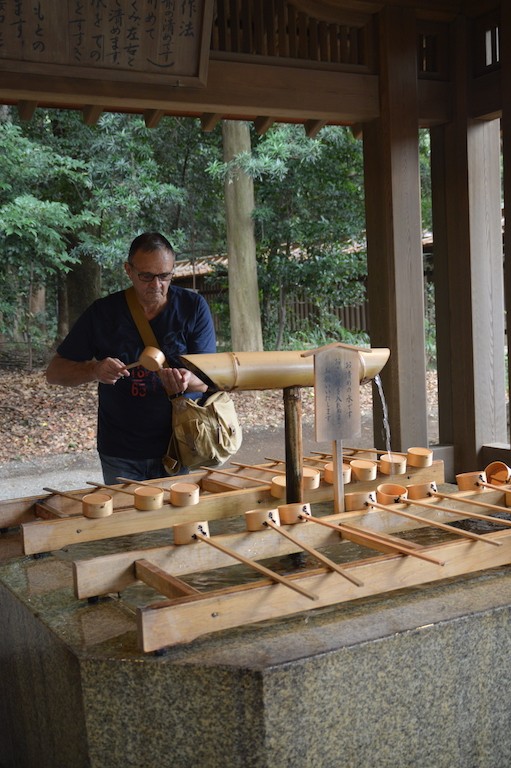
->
[310, 345, 362, 513]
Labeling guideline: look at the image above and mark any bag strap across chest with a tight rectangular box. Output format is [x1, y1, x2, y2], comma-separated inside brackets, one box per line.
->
[124, 286, 169, 368]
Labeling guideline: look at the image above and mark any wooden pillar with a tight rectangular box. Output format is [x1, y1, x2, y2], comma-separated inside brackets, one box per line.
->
[363, 5, 428, 453]
[283, 387, 303, 503]
[430, 17, 506, 473]
[502, 2, 511, 431]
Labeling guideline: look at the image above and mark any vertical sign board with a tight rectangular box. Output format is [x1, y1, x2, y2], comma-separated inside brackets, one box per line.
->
[0, 1, 213, 87]
[314, 347, 361, 443]
[314, 347, 361, 513]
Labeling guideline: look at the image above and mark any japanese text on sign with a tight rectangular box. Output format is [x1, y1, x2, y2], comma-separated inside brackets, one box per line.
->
[0, 0, 211, 85]
[313, 347, 361, 442]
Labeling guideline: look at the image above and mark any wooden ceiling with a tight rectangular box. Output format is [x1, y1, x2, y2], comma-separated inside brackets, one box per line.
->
[0, 0, 501, 131]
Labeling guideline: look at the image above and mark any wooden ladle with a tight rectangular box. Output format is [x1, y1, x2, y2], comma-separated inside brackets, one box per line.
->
[124, 346, 166, 371]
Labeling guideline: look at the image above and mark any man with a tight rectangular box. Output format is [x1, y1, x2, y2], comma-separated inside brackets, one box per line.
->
[46, 232, 215, 483]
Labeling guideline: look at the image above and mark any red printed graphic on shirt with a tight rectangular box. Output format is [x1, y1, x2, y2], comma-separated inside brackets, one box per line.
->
[129, 367, 162, 398]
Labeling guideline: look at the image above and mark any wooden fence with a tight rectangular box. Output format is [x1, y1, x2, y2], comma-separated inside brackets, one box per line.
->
[187, 282, 369, 336]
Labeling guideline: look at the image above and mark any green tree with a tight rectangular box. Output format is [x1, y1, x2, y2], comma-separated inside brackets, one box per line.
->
[209, 124, 367, 348]
[0, 120, 97, 346]
[1, 110, 416, 354]
[10, 111, 226, 331]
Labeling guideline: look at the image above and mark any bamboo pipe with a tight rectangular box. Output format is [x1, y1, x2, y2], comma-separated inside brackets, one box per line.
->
[192, 532, 318, 601]
[262, 518, 364, 586]
[179, 347, 390, 391]
[423, 491, 511, 525]
[298, 513, 445, 566]
[368, 500, 502, 546]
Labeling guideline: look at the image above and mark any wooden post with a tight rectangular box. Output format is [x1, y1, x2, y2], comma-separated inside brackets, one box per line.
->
[283, 386, 303, 503]
[430, 17, 506, 472]
[363, 4, 427, 452]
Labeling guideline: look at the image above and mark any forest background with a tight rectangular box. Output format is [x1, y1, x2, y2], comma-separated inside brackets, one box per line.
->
[0, 109, 435, 464]
[0, 108, 434, 359]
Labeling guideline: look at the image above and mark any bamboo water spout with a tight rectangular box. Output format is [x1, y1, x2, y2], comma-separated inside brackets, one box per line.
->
[180, 345, 390, 506]
[179, 346, 390, 391]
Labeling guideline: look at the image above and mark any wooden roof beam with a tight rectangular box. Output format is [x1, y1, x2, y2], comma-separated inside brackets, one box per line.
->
[82, 104, 103, 125]
[0, 62, 384, 125]
[304, 119, 326, 138]
[144, 109, 165, 128]
[201, 112, 222, 132]
[17, 100, 37, 121]
[254, 116, 275, 135]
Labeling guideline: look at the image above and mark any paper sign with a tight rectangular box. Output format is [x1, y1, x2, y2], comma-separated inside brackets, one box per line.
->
[314, 347, 361, 442]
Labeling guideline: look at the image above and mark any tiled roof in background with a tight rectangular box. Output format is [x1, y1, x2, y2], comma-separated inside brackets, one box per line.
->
[173, 254, 227, 279]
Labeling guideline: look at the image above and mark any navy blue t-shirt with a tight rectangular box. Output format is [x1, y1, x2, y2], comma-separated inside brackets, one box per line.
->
[57, 287, 216, 458]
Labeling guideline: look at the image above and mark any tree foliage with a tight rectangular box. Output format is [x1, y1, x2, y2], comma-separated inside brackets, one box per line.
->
[209, 123, 367, 347]
[0, 120, 98, 334]
[0, 109, 432, 352]
[0, 110, 225, 339]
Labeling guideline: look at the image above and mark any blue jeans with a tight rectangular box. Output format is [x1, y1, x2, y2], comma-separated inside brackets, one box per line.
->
[99, 454, 188, 486]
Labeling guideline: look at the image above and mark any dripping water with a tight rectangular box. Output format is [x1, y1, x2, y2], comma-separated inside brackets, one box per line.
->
[374, 373, 392, 457]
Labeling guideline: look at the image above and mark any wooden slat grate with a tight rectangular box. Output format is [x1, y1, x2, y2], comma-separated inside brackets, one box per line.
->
[211, 0, 373, 68]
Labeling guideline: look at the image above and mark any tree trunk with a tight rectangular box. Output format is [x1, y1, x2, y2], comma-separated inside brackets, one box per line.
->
[56, 276, 69, 343]
[222, 120, 263, 352]
[30, 285, 46, 323]
[66, 253, 101, 329]
[275, 282, 286, 350]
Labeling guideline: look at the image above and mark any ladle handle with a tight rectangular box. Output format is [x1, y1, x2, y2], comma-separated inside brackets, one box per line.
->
[86, 480, 135, 497]
[116, 476, 167, 493]
[264, 519, 363, 586]
[194, 532, 318, 601]
[43, 486, 82, 502]
[371, 499, 502, 546]
[124, 362, 139, 370]
[199, 466, 271, 485]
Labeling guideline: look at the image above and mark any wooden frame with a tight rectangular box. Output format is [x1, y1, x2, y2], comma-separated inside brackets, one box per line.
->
[0, 454, 444, 555]
[70, 485, 511, 651]
[0, 0, 214, 88]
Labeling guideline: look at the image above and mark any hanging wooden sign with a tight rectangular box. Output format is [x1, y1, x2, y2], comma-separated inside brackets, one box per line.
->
[0, 0, 214, 87]
[313, 346, 361, 442]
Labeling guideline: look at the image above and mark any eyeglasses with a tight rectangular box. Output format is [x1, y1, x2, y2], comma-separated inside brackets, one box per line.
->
[130, 264, 174, 283]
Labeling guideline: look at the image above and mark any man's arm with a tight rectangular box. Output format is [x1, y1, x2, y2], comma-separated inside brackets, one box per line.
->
[45, 353, 130, 387]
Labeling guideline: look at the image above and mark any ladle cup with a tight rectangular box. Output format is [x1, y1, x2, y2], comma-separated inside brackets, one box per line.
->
[484, 461, 511, 486]
[124, 346, 166, 371]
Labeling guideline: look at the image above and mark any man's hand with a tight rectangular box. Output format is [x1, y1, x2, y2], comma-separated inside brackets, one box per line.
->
[158, 367, 207, 396]
[96, 358, 131, 385]
[46, 354, 130, 387]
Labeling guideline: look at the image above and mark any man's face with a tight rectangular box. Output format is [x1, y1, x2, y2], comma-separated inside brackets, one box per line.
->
[125, 248, 175, 304]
